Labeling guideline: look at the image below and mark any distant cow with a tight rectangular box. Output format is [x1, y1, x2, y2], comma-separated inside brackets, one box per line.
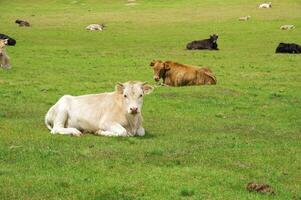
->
[239, 16, 251, 21]
[0, 34, 16, 46]
[186, 34, 219, 50]
[280, 25, 295, 30]
[15, 19, 31, 27]
[86, 24, 105, 31]
[45, 81, 154, 137]
[0, 39, 11, 69]
[150, 60, 217, 86]
[259, 2, 272, 8]
[275, 43, 301, 54]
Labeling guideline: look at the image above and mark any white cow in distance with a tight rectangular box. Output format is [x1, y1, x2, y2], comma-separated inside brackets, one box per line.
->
[239, 16, 251, 21]
[86, 24, 105, 31]
[259, 2, 272, 8]
[45, 81, 154, 137]
[280, 25, 295, 30]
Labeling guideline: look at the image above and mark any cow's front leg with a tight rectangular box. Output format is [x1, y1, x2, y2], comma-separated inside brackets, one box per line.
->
[96, 123, 128, 137]
[136, 126, 145, 136]
[50, 106, 82, 137]
[51, 127, 82, 136]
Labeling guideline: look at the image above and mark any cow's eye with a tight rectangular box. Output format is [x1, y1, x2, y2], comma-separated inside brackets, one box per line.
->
[123, 94, 127, 98]
[139, 94, 143, 98]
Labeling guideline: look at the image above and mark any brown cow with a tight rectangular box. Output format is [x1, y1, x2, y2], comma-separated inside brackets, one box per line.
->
[0, 39, 10, 69]
[150, 60, 217, 86]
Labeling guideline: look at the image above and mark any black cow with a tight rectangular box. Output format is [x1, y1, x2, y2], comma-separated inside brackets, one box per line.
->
[0, 34, 16, 46]
[186, 34, 219, 50]
[275, 43, 301, 54]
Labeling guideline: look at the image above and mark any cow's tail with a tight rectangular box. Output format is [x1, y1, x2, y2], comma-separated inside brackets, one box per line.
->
[45, 106, 54, 131]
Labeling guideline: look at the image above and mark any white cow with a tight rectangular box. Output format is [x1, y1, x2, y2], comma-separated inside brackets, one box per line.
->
[86, 24, 105, 31]
[239, 16, 251, 21]
[45, 81, 154, 137]
[259, 2, 272, 8]
[280, 25, 295, 30]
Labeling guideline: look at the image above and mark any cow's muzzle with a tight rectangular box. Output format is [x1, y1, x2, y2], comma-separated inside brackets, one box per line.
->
[153, 76, 160, 82]
[129, 107, 139, 115]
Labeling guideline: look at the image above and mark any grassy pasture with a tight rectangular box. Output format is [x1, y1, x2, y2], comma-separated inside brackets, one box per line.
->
[0, 0, 301, 199]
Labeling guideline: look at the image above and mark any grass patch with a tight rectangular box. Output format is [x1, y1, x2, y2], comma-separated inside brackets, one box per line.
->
[0, 0, 300, 199]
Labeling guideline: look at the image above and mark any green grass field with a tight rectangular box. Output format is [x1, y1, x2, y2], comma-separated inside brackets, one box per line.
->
[0, 0, 301, 199]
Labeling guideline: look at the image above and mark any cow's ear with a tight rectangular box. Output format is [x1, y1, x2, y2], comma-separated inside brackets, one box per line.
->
[115, 82, 124, 94]
[3, 39, 8, 45]
[142, 83, 154, 95]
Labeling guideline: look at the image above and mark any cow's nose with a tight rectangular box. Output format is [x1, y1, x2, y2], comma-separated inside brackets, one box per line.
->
[130, 107, 138, 114]
[153, 76, 160, 82]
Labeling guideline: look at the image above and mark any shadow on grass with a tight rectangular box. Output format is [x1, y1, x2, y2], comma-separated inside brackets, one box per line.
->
[47, 131, 156, 139]
[135, 131, 155, 139]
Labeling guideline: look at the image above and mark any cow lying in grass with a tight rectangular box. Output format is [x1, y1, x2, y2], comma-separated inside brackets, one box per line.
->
[0, 39, 11, 69]
[186, 34, 219, 50]
[0, 33, 16, 46]
[150, 60, 217, 86]
[275, 43, 301, 54]
[15, 19, 31, 27]
[280, 25, 295, 30]
[45, 81, 154, 137]
[86, 24, 105, 31]
[259, 2, 272, 8]
[239, 16, 251, 21]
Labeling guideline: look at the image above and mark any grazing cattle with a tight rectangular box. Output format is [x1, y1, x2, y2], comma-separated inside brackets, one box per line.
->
[150, 60, 217, 86]
[239, 16, 251, 21]
[0, 34, 16, 46]
[275, 43, 301, 54]
[280, 25, 295, 30]
[15, 19, 31, 27]
[86, 24, 105, 31]
[259, 2, 272, 8]
[186, 34, 219, 50]
[45, 81, 154, 137]
[0, 39, 11, 69]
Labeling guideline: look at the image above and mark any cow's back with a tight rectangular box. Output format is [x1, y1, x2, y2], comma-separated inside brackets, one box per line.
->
[276, 43, 301, 54]
[64, 92, 119, 132]
[165, 62, 216, 86]
[186, 39, 208, 50]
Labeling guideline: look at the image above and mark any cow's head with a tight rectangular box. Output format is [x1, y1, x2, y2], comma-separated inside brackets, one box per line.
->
[150, 60, 170, 82]
[15, 19, 22, 24]
[0, 39, 8, 55]
[116, 81, 154, 115]
[210, 34, 218, 43]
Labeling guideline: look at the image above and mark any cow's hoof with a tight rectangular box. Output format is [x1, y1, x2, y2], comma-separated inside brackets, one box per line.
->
[136, 127, 145, 136]
[72, 131, 82, 137]
[72, 133, 82, 137]
[117, 130, 128, 137]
